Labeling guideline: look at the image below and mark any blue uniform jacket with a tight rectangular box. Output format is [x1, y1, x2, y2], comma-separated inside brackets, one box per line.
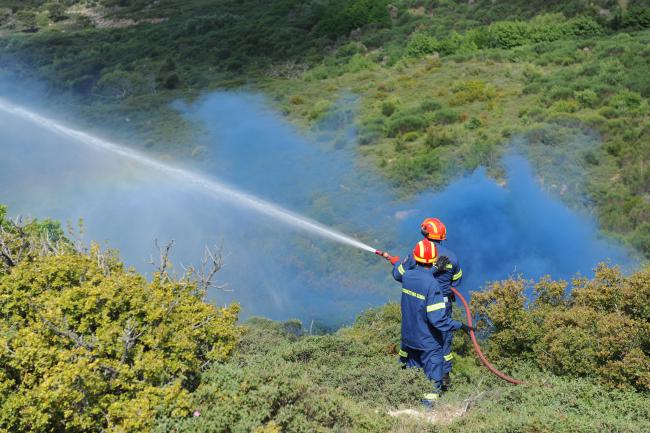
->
[401, 242, 463, 296]
[392, 263, 462, 350]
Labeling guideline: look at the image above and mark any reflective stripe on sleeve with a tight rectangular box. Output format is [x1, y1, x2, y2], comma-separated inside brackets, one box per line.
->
[444, 353, 454, 361]
[423, 393, 440, 400]
[452, 269, 463, 280]
[398, 264, 405, 275]
[402, 289, 426, 300]
[426, 302, 446, 312]
[398, 349, 408, 357]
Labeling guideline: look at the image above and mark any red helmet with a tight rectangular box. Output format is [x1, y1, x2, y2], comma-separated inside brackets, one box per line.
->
[420, 218, 447, 241]
[413, 239, 438, 264]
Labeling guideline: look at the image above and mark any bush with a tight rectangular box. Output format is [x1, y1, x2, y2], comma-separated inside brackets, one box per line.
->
[548, 99, 580, 113]
[472, 265, 650, 390]
[46, 2, 67, 22]
[451, 80, 496, 105]
[381, 99, 398, 116]
[308, 99, 333, 120]
[386, 113, 428, 136]
[347, 54, 376, 73]
[608, 91, 643, 113]
[155, 308, 432, 433]
[154, 361, 392, 433]
[574, 89, 599, 108]
[488, 20, 531, 49]
[425, 127, 457, 148]
[405, 31, 439, 57]
[402, 131, 419, 142]
[621, 6, 650, 30]
[0, 210, 240, 433]
[389, 152, 441, 187]
[419, 99, 442, 112]
[434, 107, 461, 124]
[315, 0, 390, 38]
[567, 16, 603, 37]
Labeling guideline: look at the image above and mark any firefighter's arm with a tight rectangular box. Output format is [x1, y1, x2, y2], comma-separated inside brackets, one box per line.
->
[402, 254, 417, 271]
[425, 292, 462, 333]
[392, 259, 406, 282]
[451, 260, 463, 289]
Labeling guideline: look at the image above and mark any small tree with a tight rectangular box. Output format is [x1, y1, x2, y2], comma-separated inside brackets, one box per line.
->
[0, 209, 240, 432]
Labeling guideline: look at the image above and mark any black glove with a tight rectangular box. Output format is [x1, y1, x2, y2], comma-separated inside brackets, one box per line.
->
[460, 323, 475, 333]
[434, 256, 451, 275]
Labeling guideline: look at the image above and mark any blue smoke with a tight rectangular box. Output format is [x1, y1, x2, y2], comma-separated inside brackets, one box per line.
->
[0, 90, 636, 325]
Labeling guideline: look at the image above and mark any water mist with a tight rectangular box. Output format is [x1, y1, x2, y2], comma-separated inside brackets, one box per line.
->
[0, 90, 635, 325]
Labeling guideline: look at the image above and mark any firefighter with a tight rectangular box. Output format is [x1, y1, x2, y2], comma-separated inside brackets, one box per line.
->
[386, 239, 471, 405]
[400, 218, 462, 390]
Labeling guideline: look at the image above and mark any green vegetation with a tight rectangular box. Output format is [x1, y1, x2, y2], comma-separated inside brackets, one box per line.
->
[1, 206, 649, 432]
[474, 264, 650, 390]
[2, 4, 650, 429]
[156, 303, 650, 433]
[0, 207, 240, 433]
[1, 1, 648, 258]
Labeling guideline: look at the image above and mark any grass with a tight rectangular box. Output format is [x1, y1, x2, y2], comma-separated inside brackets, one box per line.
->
[154, 304, 650, 433]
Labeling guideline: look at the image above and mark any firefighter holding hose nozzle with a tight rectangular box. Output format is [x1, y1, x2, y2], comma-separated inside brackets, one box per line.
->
[383, 239, 472, 406]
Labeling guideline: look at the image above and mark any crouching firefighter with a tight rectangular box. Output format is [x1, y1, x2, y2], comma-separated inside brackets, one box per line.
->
[401, 218, 463, 390]
[385, 240, 471, 406]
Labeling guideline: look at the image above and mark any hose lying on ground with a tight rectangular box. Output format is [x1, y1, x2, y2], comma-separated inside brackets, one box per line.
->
[450, 287, 527, 385]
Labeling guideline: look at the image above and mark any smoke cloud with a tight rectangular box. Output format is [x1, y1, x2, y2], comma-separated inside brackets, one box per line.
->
[0, 89, 636, 325]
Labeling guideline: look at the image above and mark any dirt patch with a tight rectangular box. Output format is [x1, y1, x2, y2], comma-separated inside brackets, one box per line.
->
[389, 402, 467, 425]
[389, 392, 484, 425]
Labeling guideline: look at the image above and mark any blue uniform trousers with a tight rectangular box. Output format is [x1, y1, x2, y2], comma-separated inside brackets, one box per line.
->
[443, 330, 453, 374]
[402, 346, 444, 392]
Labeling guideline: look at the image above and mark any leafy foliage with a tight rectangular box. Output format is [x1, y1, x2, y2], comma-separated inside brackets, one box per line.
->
[472, 265, 650, 391]
[0, 210, 240, 433]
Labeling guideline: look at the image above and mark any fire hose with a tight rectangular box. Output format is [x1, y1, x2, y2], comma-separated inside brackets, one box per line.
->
[450, 286, 526, 385]
[375, 249, 526, 386]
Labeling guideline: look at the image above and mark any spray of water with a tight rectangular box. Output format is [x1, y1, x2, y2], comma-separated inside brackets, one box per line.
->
[0, 97, 376, 253]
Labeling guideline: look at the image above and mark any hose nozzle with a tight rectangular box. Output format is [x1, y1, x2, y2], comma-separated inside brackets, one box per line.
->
[374, 249, 385, 257]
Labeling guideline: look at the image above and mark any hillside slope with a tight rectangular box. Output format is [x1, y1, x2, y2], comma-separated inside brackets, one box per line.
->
[0, 1, 649, 257]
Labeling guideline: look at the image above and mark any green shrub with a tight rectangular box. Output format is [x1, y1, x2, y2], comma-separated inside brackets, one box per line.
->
[405, 31, 439, 57]
[488, 20, 531, 49]
[608, 91, 643, 113]
[621, 6, 650, 30]
[46, 2, 67, 22]
[381, 99, 398, 116]
[389, 152, 442, 187]
[574, 89, 599, 108]
[466, 117, 484, 129]
[451, 80, 496, 105]
[308, 100, 332, 120]
[434, 107, 461, 124]
[403, 131, 419, 142]
[419, 99, 442, 112]
[315, 0, 390, 38]
[567, 15, 603, 37]
[473, 265, 650, 391]
[0, 211, 240, 433]
[387, 113, 428, 136]
[154, 361, 392, 433]
[347, 54, 376, 73]
[425, 127, 457, 148]
[549, 99, 580, 113]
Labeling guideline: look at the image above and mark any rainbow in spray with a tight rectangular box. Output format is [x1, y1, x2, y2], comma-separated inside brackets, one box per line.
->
[0, 98, 376, 253]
